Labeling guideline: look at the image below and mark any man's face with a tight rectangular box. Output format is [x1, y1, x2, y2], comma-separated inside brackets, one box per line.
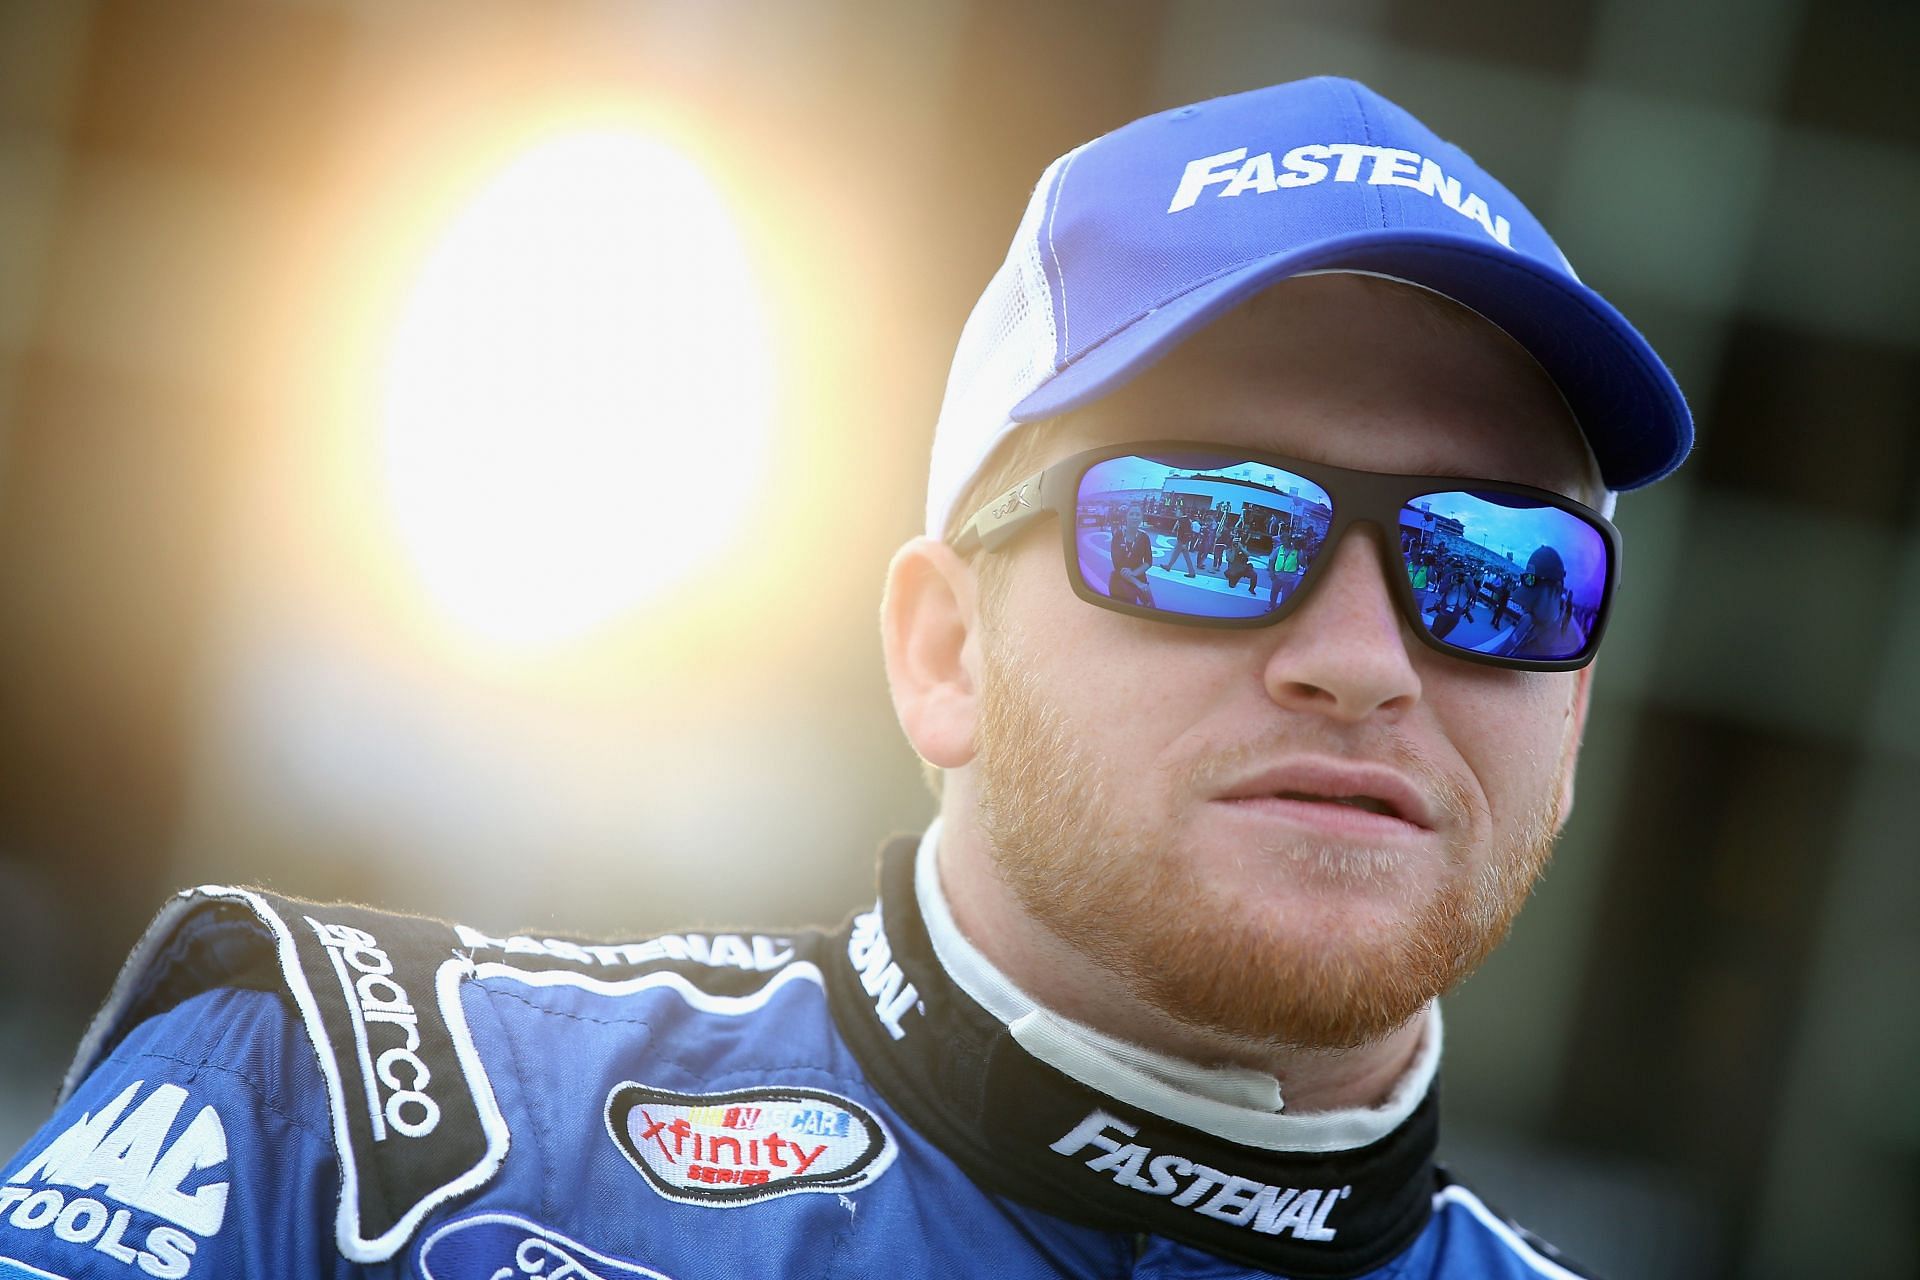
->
[968, 274, 1600, 1052]
[1516, 552, 1568, 622]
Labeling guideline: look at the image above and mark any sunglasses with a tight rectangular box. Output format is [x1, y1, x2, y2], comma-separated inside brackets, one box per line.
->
[953, 442, 1621, 671]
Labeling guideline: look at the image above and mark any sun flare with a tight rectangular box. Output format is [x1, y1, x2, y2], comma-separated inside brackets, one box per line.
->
[381, 128, 774, 649]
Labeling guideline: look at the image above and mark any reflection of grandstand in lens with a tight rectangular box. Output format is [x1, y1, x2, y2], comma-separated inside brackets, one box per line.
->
[1402, 494, 1524, 585]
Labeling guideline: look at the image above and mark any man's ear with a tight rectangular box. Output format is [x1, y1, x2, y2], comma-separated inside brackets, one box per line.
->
[881, 536, 984, 770]
[1554, 663, 1596, 830]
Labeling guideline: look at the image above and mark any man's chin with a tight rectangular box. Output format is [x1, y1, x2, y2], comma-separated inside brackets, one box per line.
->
[1173, 822, 1454, 931]
[1112, 893, 1454, 1052]
[1233, 844, 1438, 905]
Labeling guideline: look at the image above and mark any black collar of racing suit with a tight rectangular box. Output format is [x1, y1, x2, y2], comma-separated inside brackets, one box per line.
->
[826, 837, 1438, 1279]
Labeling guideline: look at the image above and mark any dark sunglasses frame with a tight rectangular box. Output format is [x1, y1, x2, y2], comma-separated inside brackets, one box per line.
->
[952, 441, 1623, 672]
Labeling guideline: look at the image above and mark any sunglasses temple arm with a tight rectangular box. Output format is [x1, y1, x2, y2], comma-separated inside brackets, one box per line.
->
[951, 468, 1059, 555]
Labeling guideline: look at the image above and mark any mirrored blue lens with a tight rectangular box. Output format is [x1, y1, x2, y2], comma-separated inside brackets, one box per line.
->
[1400, 491, 1607, 661]
[1076, 453, 1333, 619]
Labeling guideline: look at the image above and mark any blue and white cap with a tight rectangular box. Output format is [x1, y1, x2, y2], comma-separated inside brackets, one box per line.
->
[926, 76, 1693, 538]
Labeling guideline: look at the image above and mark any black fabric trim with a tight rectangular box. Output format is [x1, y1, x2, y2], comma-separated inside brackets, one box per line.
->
[827, 838, 1439, 1279]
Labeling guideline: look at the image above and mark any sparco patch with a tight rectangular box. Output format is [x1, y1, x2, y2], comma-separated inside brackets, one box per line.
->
[605, 1084, 893, 1207]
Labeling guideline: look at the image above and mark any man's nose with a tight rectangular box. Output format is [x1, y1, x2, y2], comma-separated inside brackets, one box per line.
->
[1261, 528, 1423, 722]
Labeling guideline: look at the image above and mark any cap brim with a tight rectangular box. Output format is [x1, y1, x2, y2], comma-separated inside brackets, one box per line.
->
[1009, 229, 1691, 492]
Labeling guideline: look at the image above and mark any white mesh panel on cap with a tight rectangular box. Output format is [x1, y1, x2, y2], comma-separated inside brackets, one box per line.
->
[924, 147, 1082, 538]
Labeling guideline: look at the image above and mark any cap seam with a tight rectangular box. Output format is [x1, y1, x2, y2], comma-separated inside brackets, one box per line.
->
[1045, 144, 1089, 363]
[1339, 77, 1391, 232]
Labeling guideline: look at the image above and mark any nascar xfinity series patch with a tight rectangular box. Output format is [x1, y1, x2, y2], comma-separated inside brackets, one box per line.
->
[605, 1084, 894, 1207]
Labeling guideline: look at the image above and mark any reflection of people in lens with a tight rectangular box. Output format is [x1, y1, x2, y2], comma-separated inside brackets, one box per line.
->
[1207, 508, 1237, 570]
[1428, 564, 1476, 641]
[1224, 538, 1257, 593]
[1164, 509, 1201, 577]
[1108, 505, 1156, 606]
[1494, 546, 1583, 658]
[1488, 577, 1513, 629]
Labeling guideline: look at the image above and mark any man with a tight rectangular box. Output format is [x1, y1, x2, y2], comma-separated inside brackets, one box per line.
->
[1, 77, 1685, 1278]
[1108, 502, 1157, 604]
[1196, 507, 1222, 572]
[1163, 507, 1202, 578]
[1207, 506, 1240, 570]
[1489, 574, 1515, 630]
[1427, 562, 1476, 642]
[1268, 530, 1292, 605]
[1494, 545, 1585, 659]
[1223, 536, 1258, 593]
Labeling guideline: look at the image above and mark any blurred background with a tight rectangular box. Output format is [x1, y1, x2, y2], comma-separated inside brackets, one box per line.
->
[0, 1, 1915, 1276]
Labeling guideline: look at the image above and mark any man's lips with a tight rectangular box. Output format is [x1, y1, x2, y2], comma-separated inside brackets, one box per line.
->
[1209, 758, 1439, 833]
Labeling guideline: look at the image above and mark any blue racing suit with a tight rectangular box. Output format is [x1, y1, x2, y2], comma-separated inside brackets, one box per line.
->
[0, 837, 1593, 1278]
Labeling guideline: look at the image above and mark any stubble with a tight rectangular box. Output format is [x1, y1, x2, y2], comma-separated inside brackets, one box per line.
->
[973, 632, 1561, 1052]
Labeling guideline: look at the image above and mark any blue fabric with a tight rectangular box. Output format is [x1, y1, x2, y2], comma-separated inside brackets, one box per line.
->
[1, 956, 1583, 1279]
[0, 987, 346, 1279]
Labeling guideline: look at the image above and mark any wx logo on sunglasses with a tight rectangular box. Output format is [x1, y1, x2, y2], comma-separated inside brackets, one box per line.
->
[989, 483, 1033, 521]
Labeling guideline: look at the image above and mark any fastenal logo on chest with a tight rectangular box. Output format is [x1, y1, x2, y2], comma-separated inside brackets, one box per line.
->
[1052, 1110, 1352, 1243]
[1168, 143, 1513, 247]
[3, 1080, 228, 1278]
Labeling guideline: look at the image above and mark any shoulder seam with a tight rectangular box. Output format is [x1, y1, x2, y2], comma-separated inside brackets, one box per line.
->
[473, 980, 865, 1099]
[128, 1042, 333, 1147]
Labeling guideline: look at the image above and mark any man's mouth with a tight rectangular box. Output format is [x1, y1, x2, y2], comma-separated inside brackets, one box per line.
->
[1270, 791, 1402, 819]
[1211, 759, 1437, 833]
